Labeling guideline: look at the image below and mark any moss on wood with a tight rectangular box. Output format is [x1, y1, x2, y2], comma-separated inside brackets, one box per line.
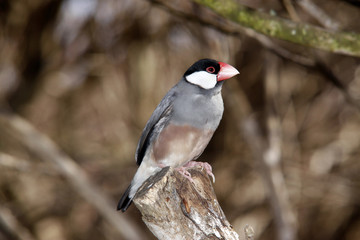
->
[195, 0, 360, 57]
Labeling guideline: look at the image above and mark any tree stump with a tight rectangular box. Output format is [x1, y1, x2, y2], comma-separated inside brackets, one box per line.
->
[133, 166, 239, 240]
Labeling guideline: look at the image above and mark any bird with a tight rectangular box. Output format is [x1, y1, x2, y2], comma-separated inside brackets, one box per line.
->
[117, 59, 239, 212]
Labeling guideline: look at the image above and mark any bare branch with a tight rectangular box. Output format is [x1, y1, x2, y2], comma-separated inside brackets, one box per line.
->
[282, 0, 301, 22]
[150, 0, 316, 66]
[0, 112, 148, 240]
[150, 0, 360, 57]
[0, 153, 31, 172]
[194, 0, 360, 56]
[263, 53, 297, 240]
[297, 0, 341, 30]
[225, 54, 298, 240]
[0, 206, 36, 240]
[0, 152, 59, 176]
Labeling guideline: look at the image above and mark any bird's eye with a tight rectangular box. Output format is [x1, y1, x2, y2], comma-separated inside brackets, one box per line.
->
[206, 66, 215, 73]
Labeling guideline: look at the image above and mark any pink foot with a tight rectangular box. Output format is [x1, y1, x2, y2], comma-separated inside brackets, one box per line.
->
[182, 161, 216, 183]
[175, 166, 195, 183]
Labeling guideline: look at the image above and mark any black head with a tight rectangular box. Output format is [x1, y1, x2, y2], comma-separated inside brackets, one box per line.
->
[183, 59, 220, 78]
[183, 59, 239, 90]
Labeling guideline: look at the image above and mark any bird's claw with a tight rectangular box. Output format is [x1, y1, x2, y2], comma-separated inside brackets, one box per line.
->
[181, 161, 215, 183]
[176, 166, 195, 183]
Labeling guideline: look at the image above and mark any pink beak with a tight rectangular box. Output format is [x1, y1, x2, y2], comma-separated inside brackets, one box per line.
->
[217, 62, 240, 81]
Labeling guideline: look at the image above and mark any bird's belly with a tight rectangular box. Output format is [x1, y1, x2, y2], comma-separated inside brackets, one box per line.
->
[152, 124, 214, 167]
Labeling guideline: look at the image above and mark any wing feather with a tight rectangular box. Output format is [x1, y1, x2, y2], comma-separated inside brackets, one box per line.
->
[135, 89, 176, 165]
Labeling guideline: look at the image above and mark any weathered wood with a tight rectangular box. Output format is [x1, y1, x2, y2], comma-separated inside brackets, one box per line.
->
[133, 166, 239, 240]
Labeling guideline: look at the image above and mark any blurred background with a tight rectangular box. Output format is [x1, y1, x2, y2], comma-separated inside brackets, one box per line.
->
[1, 0, 360, 239]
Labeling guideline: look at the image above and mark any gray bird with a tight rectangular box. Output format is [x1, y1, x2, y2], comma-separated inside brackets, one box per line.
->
[117, 59, 239, 212]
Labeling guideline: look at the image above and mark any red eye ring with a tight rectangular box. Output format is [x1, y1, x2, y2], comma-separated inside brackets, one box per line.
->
[206, 66, 215, 73]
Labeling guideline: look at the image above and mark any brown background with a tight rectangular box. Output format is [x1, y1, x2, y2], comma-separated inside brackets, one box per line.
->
[1, 0, 360, 239]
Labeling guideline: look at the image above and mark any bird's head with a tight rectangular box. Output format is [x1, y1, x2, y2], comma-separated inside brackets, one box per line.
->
[184, 59, 239, 89]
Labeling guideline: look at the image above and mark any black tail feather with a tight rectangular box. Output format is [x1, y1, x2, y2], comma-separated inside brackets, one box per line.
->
[117, 185, 133, 212]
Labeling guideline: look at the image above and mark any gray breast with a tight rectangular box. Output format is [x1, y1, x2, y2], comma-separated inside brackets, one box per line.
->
[171, 87, 224, 130]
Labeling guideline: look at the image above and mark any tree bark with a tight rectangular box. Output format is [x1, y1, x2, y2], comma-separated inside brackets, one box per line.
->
[133, 166, 239, 240]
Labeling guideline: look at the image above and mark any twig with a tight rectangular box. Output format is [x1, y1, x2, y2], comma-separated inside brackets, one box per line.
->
[263, 53, 297, 240]
[282, 0, 301, 22]
[242, 116, 297, 240]
[0, 206, 36, 240]
[226, 54, 298, 240]
[0, 153, 31, 172]
[297, 0, 341, 30]
[0, 112, 148, 240]
[0, 152, 59, 176]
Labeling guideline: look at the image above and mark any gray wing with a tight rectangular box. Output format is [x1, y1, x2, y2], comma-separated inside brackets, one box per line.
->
[135, 89, 177, 166]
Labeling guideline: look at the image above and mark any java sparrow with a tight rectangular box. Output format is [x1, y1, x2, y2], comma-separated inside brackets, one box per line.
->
[117, 59, 239, 212]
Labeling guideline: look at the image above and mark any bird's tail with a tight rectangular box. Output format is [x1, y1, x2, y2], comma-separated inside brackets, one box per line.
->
[117, 185, 133, 212]
[117, 162, 162, 212]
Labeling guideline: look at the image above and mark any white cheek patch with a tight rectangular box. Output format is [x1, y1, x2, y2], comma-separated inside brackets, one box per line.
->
[185, 71, 217, 89]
